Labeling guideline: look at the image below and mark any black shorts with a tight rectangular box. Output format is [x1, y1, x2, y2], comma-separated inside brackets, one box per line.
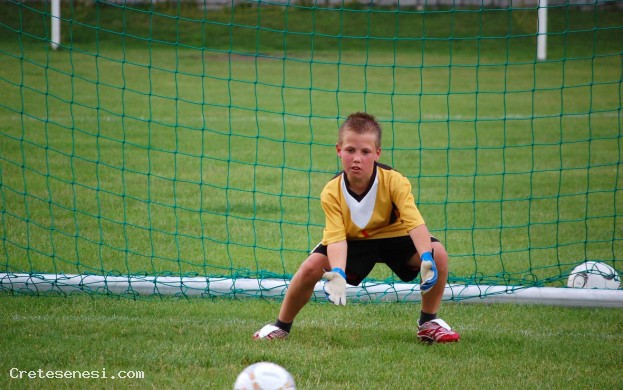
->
[312, 236, 440, 286]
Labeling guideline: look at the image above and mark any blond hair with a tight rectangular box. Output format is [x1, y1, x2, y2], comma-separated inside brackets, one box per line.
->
[338, 112, 382, 148]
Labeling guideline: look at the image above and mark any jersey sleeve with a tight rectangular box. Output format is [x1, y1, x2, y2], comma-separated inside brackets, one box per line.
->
[390, 171, 425, 231]
[320, 178, 347, 245]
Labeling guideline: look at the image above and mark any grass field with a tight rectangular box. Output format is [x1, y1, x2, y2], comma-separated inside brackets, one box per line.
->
[1, 296, 622, 389]
[0, 2, 622, 388]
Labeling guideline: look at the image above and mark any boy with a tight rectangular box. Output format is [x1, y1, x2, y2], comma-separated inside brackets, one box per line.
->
[254, 112, 460, 343]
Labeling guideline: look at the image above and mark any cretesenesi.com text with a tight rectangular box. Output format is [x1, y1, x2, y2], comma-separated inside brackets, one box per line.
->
[9, 367, 145, 380]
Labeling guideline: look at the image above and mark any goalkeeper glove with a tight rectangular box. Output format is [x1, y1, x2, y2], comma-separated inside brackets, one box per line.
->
[323, 267, 347, 306]
[419, 251, 438, 295]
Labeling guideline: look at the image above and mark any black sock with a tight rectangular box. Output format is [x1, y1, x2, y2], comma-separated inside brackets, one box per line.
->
[419, 311, 437, 326]
[275, 319, 292, 333]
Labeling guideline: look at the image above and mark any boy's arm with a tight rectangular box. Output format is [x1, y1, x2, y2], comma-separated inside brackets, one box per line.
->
[408, 224, 432, 255]
[323, 240, 348, 306]
[408, 224, 437, 294]
[327, 240, 347, 271]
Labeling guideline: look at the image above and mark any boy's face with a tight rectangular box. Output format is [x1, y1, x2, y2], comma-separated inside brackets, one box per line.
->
[336, 129, 381, 184]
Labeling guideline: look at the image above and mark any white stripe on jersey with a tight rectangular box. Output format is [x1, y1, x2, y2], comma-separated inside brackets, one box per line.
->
[340, 172, 379, 229]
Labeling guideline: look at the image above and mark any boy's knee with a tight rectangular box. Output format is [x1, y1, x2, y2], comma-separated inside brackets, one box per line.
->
[295, 254, 327, 282]
[432, 242, 449, 272]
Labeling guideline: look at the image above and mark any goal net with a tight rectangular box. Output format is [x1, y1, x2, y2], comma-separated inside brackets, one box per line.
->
[0, 0, 621, 305]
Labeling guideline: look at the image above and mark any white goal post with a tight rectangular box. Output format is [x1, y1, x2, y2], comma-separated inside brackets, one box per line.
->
[537, 0, 548, 61]
[50, 0, 61, 50]
[1, 273, 621, 308]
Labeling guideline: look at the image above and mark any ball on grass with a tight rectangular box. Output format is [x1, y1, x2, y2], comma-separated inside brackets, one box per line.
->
[233, 362, 295, 390]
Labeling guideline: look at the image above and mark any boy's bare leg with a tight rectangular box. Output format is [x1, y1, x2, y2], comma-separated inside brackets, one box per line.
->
[414, 241, 460, 342]
[420, 241, 448, 314]
[254, 253, 329, 339]
[278, 252, 329, 323]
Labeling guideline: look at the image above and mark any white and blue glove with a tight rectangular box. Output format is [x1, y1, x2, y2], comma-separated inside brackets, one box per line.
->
[419, 251, 438, 295]
[323, 267, 347, 306]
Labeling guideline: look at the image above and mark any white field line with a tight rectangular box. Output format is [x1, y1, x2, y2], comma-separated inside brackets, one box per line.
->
[6, 110, 620, 125]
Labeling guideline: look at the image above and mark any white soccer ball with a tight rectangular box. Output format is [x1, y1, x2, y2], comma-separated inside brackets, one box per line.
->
[233, 362, 296, 390]
[567, 261, 620, 290]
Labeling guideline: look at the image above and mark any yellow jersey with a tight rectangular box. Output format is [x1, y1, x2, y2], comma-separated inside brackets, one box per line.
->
[320, 162, 425, 245]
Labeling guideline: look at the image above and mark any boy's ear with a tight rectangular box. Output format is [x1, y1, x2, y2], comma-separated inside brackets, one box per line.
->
[336, 143, 342, 157]
[375, 147, 382, 160]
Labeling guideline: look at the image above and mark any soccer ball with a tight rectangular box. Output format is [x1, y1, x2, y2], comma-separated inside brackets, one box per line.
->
[233, 362, 296, 390]
[567, 261, 621, 290]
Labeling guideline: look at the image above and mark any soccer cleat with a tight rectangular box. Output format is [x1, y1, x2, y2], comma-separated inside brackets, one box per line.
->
[417, 318, 460, 343]
[253, 324, 289, 340]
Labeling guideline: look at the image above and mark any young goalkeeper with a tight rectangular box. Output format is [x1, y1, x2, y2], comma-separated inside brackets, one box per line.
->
[254, 112, 460, 343]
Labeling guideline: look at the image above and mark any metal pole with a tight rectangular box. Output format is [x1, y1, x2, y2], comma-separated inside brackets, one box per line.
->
[537, 0, 548, 61]
[51, 0, 60, 50]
